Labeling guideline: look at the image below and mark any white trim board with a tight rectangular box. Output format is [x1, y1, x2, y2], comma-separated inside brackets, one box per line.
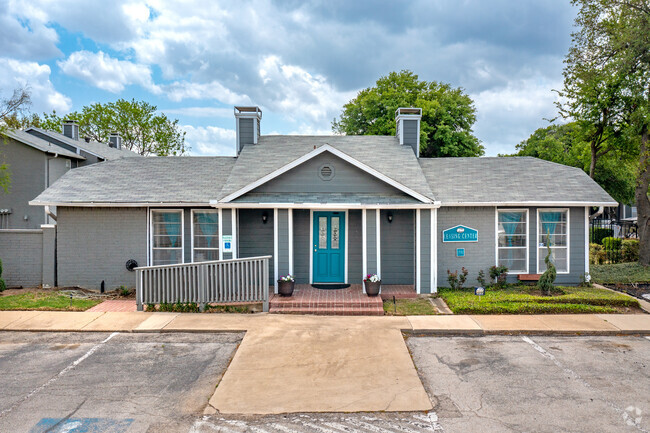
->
[416, 209, 421, 294]
[217, 144, 433, 204]
[274, 208, 278, 293]
[441, 201, 617, 207]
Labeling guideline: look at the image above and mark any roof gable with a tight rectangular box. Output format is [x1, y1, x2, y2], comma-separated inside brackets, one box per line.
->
[25, 127, 140, 160]
[219, 144, 433, 203]
[2, 129, 84, 160]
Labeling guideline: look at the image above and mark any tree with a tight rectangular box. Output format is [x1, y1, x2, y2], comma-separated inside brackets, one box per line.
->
[42, 99, 187, 156]
[511, 122, 636, 204]
[333, 70, 484, 157]
[566, 0, 650, 264]
[0, 87, 32, 193]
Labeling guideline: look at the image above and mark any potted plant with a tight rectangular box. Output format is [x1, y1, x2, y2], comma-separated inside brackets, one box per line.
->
[278, 274, 295, 296]
[364, 274, 381, 296]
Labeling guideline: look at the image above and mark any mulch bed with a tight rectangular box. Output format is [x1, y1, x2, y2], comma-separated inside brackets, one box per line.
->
[604, 283, 650, 302]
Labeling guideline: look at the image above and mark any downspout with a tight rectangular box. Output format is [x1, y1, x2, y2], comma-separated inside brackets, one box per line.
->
[44, 205, 57, 221]
[589, 206, 604, 221]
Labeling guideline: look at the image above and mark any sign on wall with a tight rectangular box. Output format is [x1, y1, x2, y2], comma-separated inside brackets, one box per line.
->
[222, 235, 233, 253]
[442, 225, 478, 243]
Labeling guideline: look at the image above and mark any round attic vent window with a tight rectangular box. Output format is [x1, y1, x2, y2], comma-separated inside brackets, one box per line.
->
[318, 164, 335, 181]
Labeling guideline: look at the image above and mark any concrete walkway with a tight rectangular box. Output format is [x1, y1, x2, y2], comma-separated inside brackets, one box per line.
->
[2, 310, 650, 415]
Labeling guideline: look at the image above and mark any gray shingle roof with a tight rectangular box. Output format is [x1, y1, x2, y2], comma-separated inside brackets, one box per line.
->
[2, 129, 85, 160]
[31, 156, 236, 205]
[419, 157, 616, 205]
[26, 127, 141, 160]
[217, 135, 434, 202]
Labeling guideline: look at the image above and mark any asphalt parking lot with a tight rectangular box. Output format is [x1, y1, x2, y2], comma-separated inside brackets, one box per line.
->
[408, 335, 650, 433]
[1, 332, 649, 432]
[0, 332, 242, 433]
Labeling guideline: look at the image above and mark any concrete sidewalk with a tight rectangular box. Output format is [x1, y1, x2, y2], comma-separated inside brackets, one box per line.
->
[2, 310, 650, 334]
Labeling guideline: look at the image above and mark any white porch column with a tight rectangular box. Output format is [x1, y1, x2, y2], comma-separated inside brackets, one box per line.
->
[231, 208, 237, 259]
[273, 208, 278, 293]
[362, 208, 367, 292]
[376, 209, 381, 280]
[288, 208, 293, 276]
[431, 207, 437, 293]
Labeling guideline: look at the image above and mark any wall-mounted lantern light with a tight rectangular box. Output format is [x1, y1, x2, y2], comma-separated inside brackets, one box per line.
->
[262, 211, 268, 224]
[387, 212, 393, 224]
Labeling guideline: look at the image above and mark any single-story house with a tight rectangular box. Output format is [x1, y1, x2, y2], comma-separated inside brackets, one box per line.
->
[30, 107, 616, 293]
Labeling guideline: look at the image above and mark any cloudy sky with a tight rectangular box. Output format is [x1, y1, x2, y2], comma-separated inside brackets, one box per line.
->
[0, 0, 576, 156]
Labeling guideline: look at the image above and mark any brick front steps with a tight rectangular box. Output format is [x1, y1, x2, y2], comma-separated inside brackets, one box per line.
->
[269, 284, 415, 316]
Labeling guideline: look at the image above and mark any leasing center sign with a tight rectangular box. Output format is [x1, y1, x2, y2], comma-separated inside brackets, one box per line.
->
[442, 225, 478, 243]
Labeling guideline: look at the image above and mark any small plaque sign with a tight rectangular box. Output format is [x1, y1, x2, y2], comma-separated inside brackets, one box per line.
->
[456, 248, 465, 257]
[443, 225, 478, 243]
[222, 235, 233, 253]
[475, 286, 485, 296]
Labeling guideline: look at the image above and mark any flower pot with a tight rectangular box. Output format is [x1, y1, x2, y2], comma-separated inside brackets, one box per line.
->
[364, 280, 381, 297]
[278, 280, 295, 297]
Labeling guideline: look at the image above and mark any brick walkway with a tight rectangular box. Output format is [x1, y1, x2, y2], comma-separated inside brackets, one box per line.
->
[269, 284, 416, 315]
[87, 299, 138, 312]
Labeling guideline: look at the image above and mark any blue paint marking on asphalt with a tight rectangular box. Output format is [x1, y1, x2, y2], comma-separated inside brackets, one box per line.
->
[30, 418, 133, 433]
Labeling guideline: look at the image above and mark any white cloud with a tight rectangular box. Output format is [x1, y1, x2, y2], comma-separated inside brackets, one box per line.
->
[183, 125, 236, 156]
[472, 77, 563, 155]
[0, 58, 71, 113]
[257, 55, 356, 125]
[0, 1, 60, 61]
[58, 51, 154, 93]
[161, 107, 234, 118]
[157, 81, 250, 104]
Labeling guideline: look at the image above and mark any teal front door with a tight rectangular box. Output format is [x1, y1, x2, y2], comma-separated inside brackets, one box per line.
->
[313, 211, 345, 283]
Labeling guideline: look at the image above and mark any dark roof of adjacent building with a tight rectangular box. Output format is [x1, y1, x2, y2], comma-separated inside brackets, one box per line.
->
[419, 157, 615, 205]
[31, 135, 617, 206]
[2, 129, 85, 160]
[25, 127, 141, 160]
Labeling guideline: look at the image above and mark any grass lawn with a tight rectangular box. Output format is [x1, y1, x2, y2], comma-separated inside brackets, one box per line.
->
[590, 263, 650, 284]
[0, 292, 101, 311]
[438, 285, 639, 315]
[383, 297, 437, 315]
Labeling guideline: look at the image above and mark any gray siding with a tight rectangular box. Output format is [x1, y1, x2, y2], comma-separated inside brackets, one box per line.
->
[276, 209, 289, 281]
[402, 119, 419, 156]
[0, 138, 46, 228]
[348, 210, 362, 284]
[0, 229, 43, 287]
[380, 210, 415, 285]
[365, 209, 377, 275]
[238, 118, 255, 153]
[238, 208, 274, 285]
[437, 207, 496, 288]
[293, 209, 309, 283]
[253, 152, 413, 197]
[419, 209, 432, 293]
[57, 207, 147, 290]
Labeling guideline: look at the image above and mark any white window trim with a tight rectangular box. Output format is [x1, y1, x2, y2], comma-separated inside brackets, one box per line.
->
[495, 208, 529, 274]
[150, 209, 184, 266]
[536, 208, 570, 274]
[309, 208, 349, 285]
[190, 209, 220, 263]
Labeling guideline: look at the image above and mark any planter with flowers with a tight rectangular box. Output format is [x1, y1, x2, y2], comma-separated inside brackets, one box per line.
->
[278, 274, 295, 296]
[364, 274, 381, 296]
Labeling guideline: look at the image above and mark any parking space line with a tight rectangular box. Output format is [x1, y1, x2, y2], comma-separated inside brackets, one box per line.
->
[0, 332, 119, 419]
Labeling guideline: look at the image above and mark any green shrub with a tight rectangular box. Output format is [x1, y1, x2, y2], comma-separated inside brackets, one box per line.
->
[477, 269, 487, 287]
[0, 258, 5, 293]
[622, 239, 640, 262]
[602, 237, 622, 251]
[489, 265, 508, 288]
[538, 234, 556, 296]
[591, 227, 614, 244]
[590, 243, 606, 265]
[447, 268, 468, 289]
